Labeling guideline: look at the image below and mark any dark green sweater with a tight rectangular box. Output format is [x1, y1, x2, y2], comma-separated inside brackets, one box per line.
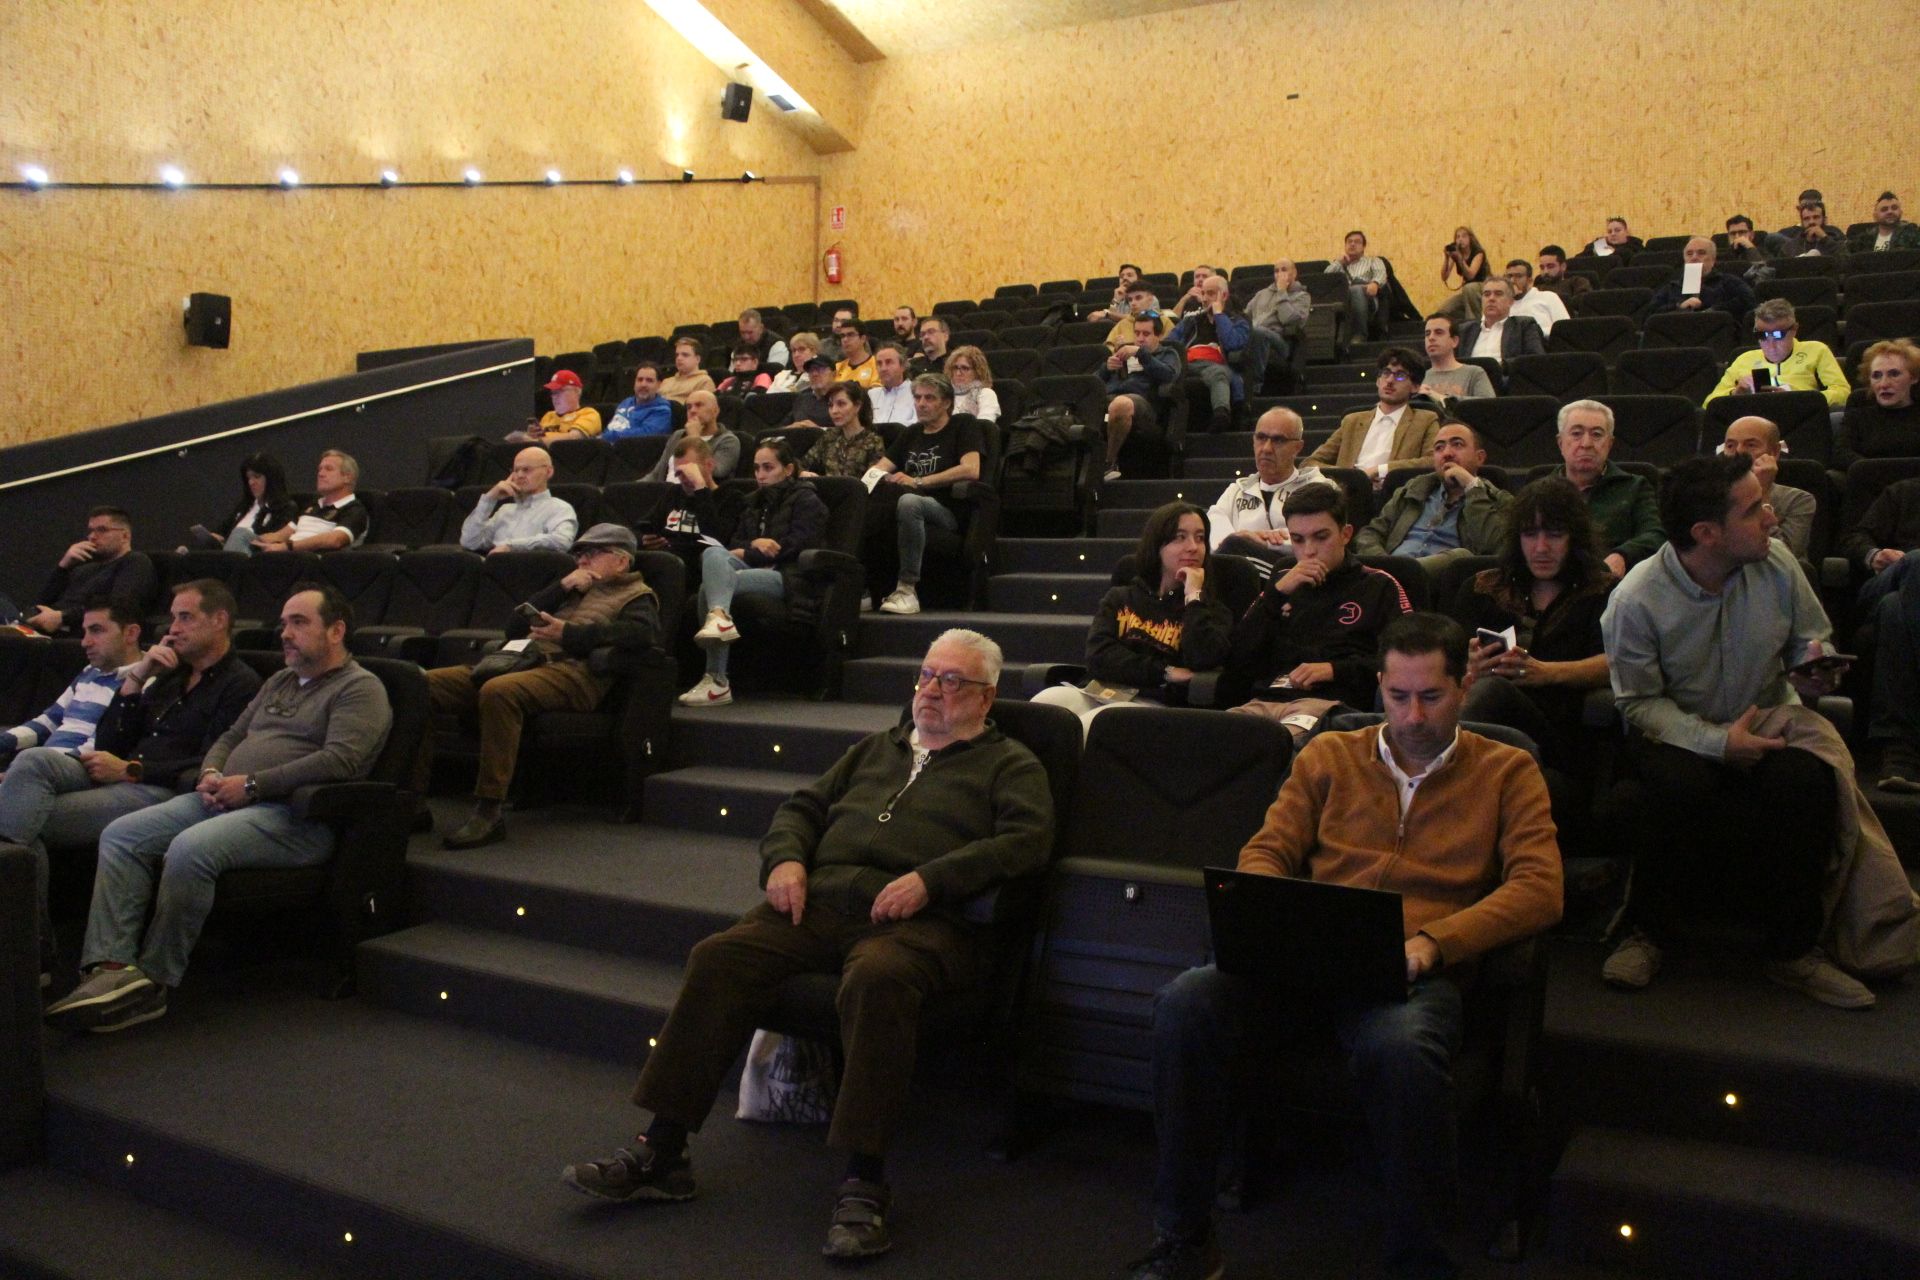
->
[759, 721, 1054, 918]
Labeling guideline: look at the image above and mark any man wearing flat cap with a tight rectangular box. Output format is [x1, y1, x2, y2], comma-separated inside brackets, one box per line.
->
[423, 524, 662, 848]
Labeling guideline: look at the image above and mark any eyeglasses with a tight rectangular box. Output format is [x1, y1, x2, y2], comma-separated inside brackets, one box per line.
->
[1755, 328, 1792, 341]
[916, 667, 993, 694]
[1253, 433, 1302, 446]
[1378, 371, 1410, 383]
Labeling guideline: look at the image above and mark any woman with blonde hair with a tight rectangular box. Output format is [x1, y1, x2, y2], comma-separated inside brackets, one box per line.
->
[769, 332, 821, 394]
[944, 346, 1001, 423]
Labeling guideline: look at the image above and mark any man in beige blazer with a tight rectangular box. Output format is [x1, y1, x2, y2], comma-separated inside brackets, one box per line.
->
[1306, 348, 1442, 486]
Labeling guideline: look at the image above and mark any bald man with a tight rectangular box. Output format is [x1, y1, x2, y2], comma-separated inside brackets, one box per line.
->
[460, 446, 580, 555]
[1720, 415, 1815, 559]
[1649, 236, 1755, 320]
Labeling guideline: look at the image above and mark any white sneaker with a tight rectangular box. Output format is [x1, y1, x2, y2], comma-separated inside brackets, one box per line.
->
[859, 596, 875, 613]
[677, 675, 733, 707]
[693, 608, 738, 648]
[1103, 466, 1122, 482]
[878, 587, 921, 615]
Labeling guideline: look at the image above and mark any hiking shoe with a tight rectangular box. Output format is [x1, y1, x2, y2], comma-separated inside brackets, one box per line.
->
[443, 813, 506, 850]
[822, 1178, 892, 1261]
[1119, 1234, 1224, 1280]
[1765, 948, 1876, 1009]
[562, 1139, 697, 1202]
[878, 587, 920, 615]
[677, 675, 733, 707]
[1875, 742, 1920, 793]
[90, 984, 167, 1033]
[693, 608, 739, 648]
[44, 966, 154, 1030]
[1601, 931, 1662, 990]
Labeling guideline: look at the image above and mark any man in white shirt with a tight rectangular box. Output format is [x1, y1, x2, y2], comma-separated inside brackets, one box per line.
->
[867, 344, 916, 426]
[459, 446, 579, 556]
[1502, 260, 1568, 336]
[254, 451, 369, 554]
[1306, 350, 1442, 487]
[1457, 279, 1545, 367]
[1206, 407, 1336, 575]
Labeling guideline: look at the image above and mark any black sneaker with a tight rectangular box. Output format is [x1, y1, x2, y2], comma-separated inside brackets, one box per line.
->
[822, 1178, 892, 1261]
[90, 984, 167, 1033]
[561, 1138, 696, 1202]
[1875, 742, 1920, 793]
[1120, 1234, 1225, 1280]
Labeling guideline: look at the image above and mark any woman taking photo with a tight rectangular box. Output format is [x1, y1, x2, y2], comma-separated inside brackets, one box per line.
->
[945, 346, 1001, 423]
[679, 439, 829, 708]
[188, 451, 298, 552]
[799, 380, 889, 478]
[1448, 476, 1614, 772]
[1434, 225, 1489, 322]
[1033, 501, 1232, 735]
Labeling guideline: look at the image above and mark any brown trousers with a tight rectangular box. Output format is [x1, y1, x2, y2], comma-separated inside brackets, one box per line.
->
[633, 900, 984, 1156]
[422, 661, 607, 801]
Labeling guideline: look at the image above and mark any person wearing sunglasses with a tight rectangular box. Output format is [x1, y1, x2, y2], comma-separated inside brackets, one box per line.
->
[564, 629, 1053, 1263]
[1705, 299, 1849, 408]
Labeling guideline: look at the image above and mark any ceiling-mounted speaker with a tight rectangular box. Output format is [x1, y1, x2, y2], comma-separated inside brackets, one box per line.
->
[721, 82, 752, 123]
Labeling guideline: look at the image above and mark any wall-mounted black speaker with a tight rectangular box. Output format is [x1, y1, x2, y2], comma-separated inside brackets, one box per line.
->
[184, 293, 231, 348]
[721, 82, 752, 123]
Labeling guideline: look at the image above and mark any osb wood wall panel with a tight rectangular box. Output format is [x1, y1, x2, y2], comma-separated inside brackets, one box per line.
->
[819, 0, 1915, 317]
[0, 0, 824, 444]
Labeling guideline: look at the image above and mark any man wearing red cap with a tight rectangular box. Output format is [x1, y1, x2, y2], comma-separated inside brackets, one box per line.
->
[536, 369, 602, 439]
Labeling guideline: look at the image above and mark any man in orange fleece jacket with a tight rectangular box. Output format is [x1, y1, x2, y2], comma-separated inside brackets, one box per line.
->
[1123, 613, 1562, 1280]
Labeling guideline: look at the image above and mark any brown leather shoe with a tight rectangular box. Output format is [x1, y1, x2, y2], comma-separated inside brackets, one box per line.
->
[442, 813, 505, 850]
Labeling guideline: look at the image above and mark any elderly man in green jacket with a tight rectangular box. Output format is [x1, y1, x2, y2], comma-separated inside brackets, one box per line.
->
[1353, 423, 1513, 572]
[1545, 400, 1666, 576]
[564, 628, 1054, 1262]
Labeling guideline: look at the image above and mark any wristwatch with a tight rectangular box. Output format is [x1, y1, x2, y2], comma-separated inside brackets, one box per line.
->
[243, 776, 259, 801]
[124, 759, 144, 783]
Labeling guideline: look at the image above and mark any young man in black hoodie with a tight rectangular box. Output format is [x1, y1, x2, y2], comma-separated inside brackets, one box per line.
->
[1224, 483, 1413, 710]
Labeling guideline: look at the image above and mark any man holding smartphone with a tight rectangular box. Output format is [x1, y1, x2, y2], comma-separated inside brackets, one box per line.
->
[422, 525, 662, 849]
[1704, 299, 1850, 408]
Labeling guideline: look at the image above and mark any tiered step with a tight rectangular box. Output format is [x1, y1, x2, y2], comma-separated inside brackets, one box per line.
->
[841, 611, 1090, 703]
[1543, 937, 1920, 1278]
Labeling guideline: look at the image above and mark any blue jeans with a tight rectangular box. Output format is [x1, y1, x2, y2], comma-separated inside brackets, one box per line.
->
[84, 791, 335, 987]
[698, 545, 785, 678]
[895, 493, 959, 584]
[224, 525, 259, 553]
[1867, 551, 1920, 742]
[1150, 964, 1464, 1274]
[0, 747, 173, 957]
[1242, 326, 1293, 394]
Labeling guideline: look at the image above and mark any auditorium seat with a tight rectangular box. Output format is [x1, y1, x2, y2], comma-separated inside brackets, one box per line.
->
[1598, 395, 1705, 464]
[1789, 304, 1841, 351]
[1576, 287, 1654, 319]
[349, 546, 482, 661]
[993, 348, 1045, 383]
[1000, 324, 1056, 351]
[1603, 265, 1670, 292]
[1770, 255, 1839, 280]
[1841, 270, 1920, 310]
[547, 437, 609, 484]
[370, 487, 458, 549]
[1703, 391, 1832, 465]
[1839, 301, 1920, 347]
[968, 309, 1018, 332]
[1042, 343, 1109, 377]
[1546, 316, 1638, 362]
[1001, 376, 1101, 534]
[1642, 309, 1742, 360]
[1613, 347, 1723, 402]
[949, 328, 1003, 351]
[317, 550, 396, 625]
[1756, 277, 1840, 310]
[549, 483, 602, 529]
[1454, 396, 1564, 467]
[1503, 353, 1608, 401]
[932, 299, 977, 317]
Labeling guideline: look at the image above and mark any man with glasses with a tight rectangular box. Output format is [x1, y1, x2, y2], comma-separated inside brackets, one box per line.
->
[1648, 237, 1755, 321]
[25, 506, 158, 636]
[564, 629, 1053, 1262]
[423, 524, 662, 849]
[459, 446, 579, 555]
[911, 315, 952, 375]
[1502, 259, 1569, 335]
[1206, 407, 1337, 573]
[1705, 299, 1850, 408]
[1102, 286, 1175, 351]
[1307, 349, 1441, 487]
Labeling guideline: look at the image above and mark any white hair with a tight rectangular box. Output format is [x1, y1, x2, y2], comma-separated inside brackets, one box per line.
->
[1557, 400, 1614, 436]
[931, 628, 1003, 685]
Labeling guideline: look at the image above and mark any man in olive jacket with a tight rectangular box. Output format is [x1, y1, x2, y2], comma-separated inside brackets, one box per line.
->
[565, 628, 1054, 1262]
[1352, 423, 1513, 572]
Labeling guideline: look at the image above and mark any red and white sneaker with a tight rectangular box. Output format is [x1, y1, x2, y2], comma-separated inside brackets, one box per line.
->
[677, 675, 733, 707]
[693, 608, 739, 647]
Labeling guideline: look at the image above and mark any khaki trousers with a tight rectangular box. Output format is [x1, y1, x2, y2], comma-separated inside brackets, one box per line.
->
[423, 661, 608, 801]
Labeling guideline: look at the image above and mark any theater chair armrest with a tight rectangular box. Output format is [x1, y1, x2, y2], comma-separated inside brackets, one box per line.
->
[958, 873, 1045, 927]
[288, 781, 399, 823]
[950, 480, 999, 507]
[795, 548, 864, 580]
[1580, 687, 1619, 730]
[1820, 555, 1851, 591]
[1186, 670, 1224, 707]
[587, 645, 674, 678]
[1022, 662, 1085, 696]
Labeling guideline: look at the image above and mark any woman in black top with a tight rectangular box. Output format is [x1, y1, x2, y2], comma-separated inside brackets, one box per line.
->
[1833, 340, 1920, 469]
[1032, 502, 1233, 735]
[1448, 477, 1614, 772]
[679, 439, 829, 708]
[190, 452, 298, 551]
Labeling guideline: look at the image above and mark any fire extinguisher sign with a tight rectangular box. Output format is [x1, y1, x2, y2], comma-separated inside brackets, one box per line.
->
[829, 205, 847, 231]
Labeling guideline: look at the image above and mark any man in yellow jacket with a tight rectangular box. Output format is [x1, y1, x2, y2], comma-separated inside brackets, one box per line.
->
[1122, 612, 1563, 1280]
[1705, 298, 1850, 409]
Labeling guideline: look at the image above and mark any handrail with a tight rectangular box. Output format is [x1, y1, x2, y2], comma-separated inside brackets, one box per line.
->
[0, 355, 534, 494]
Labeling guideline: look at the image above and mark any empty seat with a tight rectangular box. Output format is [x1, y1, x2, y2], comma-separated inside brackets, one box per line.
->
[994, 283, 1038, 300]
[598, 481, 677, 529]
[1453, 396, 1564, 467]
[369, 487, 459, 548]
[1642, 235, 1693, 252]
[1769, 255, 1840, 279]
[318, 550, 396, 625]
[948, 328, 1004, 351]
[1791, 304, 1842, 351]
[1603, 265, 1671, 291]
[546, 437, 609, 485]
[967, 309, 1018, 332]
[1642, 309, 1742, 360]
[549, 483, 602, 529]
[1754, 277, 1839, 309]
[1502, 352, 1608, 400]
[1545, 316, 1637, 362]
[993, 348, 1044, 383]
[1842, 270, 1920, 308]
[1597, 395, 1704, 465]
[1043, 344, 1110, 377]
[1038, 279, 1081, 294]
[350, 546, 482, 660]
[1613, 347, 1723, 402]
[1845, 249, 1920, 276]
[234, 552, 322, 632]
[1575, 287, 1653, 319]
[1056, 320, 1111, 346]
[932, 299, 978, 317]
[1000, 324, 1056, 350]
[1840, 301, 1920, 346]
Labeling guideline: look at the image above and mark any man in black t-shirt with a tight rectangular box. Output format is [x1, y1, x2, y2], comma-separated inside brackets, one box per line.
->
[869, 374, 985, 615]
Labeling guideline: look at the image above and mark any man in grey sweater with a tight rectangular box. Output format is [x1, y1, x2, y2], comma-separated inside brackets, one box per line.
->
[46, 583, 393, 1033]
[1243, 259, 1312, 394]
[564, 629, 1054, 1261]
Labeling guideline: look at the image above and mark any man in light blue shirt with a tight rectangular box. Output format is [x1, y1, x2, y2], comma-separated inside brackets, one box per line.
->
[459, 447, 578, 555]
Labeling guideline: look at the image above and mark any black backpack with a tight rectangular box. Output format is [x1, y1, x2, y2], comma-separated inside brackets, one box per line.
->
[1003, 404, 1079, 477]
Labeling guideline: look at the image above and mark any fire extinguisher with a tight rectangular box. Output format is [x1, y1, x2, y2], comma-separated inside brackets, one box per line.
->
[824, 243, 844, 285]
